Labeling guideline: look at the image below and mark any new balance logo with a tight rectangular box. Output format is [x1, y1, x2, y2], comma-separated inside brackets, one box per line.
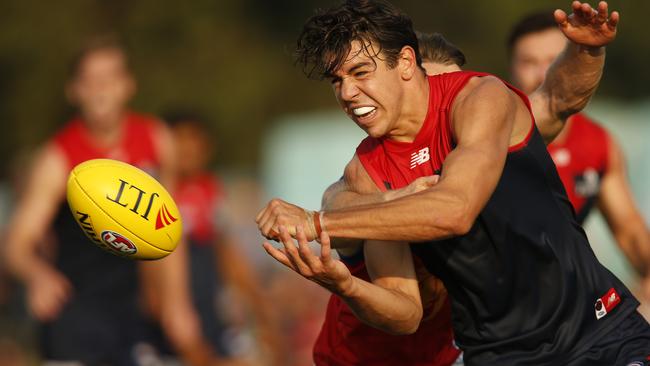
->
[155, 203, 178, 230]
[410, 147, 430, 169]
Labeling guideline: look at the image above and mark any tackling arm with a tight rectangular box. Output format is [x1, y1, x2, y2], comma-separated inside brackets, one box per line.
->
[530, 1, 619, 143]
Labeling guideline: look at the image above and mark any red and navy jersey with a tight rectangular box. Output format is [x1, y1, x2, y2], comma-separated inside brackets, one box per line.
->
[547, 113, 610, 224]
[356, 71, 637, 364]
[174, 173, 224, 246]
[313, 251, 461, 366]
[50, 112, 162, 303]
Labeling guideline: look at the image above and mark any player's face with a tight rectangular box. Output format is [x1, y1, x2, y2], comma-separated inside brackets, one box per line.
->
[69, 49, 135, 127]
[510, 28, 567, 95]
[173, 123, 212, 178]
[330, 40, 405, 138]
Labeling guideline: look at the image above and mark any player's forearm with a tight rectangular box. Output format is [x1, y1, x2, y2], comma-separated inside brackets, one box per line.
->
[322, 181, 387, 211]
[4, 232, 50, 284]
[322, 185, 469, 242]
[615, 225, 650, 277]
[542, 43, 604, 134]
[339, 275, 422, 335]
[322, 181, 385, 248]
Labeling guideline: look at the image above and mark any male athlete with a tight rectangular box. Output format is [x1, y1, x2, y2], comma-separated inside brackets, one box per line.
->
[507, 10, 650, 304]
[257, 0, 650, 364]
[4, 38, 216, 365]
[312, 28, 611, 365]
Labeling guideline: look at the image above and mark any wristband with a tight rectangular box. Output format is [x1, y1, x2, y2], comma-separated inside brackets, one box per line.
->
[313, 211, 323, 237]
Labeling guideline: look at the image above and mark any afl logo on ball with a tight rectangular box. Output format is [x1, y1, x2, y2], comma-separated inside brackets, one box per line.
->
[101, 230, 137, 255]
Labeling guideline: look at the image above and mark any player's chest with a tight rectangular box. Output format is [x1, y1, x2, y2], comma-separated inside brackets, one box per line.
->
[383, 143, 445, 189]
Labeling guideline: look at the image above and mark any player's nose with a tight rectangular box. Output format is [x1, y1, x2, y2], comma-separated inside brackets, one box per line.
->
[339, 77, 360, 101]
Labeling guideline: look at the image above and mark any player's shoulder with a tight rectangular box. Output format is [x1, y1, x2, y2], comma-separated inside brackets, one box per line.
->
[356, 135, 380, 155]
[126, 111, 166, 131]
[453, 74, 513, 109]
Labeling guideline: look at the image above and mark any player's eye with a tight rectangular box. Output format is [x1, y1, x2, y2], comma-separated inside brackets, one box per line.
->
[355, 70, 369, 78]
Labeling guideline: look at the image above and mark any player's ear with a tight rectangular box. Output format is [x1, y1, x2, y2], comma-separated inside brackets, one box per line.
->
[398, 45, 418, 81]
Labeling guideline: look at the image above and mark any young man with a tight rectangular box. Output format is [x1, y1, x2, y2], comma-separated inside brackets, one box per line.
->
[258, 0, 650, 364]
[311, 26, 623, 366]
[508, 10, 650, 303]
[4, 38, 214, 365]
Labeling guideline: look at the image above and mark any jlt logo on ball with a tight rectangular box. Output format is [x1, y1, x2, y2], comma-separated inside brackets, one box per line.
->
[106, 179, 159, 222]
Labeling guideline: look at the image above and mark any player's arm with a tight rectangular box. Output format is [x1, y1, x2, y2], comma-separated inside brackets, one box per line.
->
[531, 1, 619, 143]
[264, 226, 422, 335]
[597, 137, 650, 278]
[3, 144, 72, 321]
[322, 157, 440, 212]
[322, 158, 440, 251]
[259, 77, 517, 243]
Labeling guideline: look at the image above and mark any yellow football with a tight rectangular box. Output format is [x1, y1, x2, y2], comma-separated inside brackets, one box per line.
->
[66, 159, 182, 260]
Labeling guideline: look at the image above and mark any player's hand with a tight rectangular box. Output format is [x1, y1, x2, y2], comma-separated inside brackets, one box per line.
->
[555, 1, 619, 48]
[26, 265, 72, 321]
[386, 175, 440, 201]
[256, 199, 317, 241]
[263, 226, 354, 295]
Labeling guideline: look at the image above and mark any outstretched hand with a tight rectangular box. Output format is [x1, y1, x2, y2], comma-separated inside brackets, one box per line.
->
[555, 1, 619, 48]
[263, 226, 353, 295]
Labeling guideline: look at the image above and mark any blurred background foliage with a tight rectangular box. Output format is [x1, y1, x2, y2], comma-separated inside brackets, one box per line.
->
[0, 0, 647, 178]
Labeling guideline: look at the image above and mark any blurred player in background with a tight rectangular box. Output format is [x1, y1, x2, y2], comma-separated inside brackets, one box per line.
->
[3, 36, 215, 365]
[166, 111, 283, 365]
[508, 10, 650, 315]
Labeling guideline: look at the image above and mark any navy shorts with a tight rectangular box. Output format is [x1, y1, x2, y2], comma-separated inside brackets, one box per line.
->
[570, 310, 650, 366]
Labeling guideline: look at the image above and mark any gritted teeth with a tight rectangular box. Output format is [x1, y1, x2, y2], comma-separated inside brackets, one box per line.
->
[353, 106, 376, 116]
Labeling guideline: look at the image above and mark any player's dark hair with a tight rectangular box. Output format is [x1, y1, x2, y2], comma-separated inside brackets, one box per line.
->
[163, 109, 211, 133]
[417, 32, 466, 67]
[296, 0, 421, 80]
[507, 11, 557, 56]
[69, 34, 130, 80]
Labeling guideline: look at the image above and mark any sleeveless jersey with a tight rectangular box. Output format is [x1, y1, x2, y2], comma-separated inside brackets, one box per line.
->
[547, 113, 610, 224]
[174, 173, 224, 246]
[174, 173, 233, 355]
[52, 112, 161, 301]
[356, 71, 638, 365]
[313, 251, 461, 366]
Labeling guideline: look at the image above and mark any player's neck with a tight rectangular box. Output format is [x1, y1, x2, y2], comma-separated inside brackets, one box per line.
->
[83, 111, 127, 148]
[387, 74, 430, 143]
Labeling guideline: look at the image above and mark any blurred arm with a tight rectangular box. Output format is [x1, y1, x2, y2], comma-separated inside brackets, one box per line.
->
[214, 228, 284, 364]
[4, 144, 72, 321]
[597, 137, 650, 278]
